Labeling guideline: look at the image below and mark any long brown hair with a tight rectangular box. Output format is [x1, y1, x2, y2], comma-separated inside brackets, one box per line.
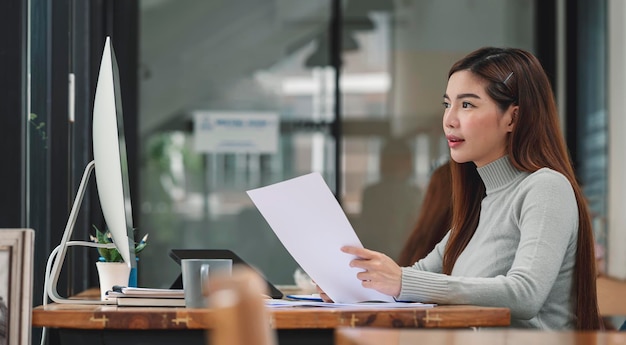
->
[441, 47, 600, 330]
[397, 161, 452, 266]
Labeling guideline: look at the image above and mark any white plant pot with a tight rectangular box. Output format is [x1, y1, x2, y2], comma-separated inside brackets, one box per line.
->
[96, 262, 131, 300]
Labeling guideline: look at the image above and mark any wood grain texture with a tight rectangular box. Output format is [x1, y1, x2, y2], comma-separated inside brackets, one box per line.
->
[33, 304, 509, 330]
[336, 328, 626, 345]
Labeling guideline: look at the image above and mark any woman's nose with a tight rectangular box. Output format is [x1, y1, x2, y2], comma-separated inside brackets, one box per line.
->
[443, 108, 458, 128]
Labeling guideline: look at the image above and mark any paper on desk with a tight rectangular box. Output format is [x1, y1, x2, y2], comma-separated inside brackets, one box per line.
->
[247, 172, 394, 303]
[265, 299, 434, 309]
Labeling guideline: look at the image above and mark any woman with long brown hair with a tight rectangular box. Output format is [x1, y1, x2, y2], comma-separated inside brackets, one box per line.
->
[319, 47, 601, 330]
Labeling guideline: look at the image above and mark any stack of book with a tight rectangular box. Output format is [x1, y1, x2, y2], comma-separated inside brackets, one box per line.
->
[105, 286, 185, 307]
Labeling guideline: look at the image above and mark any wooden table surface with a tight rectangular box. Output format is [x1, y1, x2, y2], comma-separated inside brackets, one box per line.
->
[32, 303, 510, 330]
[335, 328, 626, 345]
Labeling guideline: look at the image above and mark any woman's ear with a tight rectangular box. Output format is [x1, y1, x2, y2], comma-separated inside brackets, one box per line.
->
[506, 105, 519, 132]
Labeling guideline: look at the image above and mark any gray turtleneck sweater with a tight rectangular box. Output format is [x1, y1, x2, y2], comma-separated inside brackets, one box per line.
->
[398, 156, 578, 329]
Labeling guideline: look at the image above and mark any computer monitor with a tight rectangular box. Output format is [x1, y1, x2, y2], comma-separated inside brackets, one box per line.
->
[45, 36, 136, 304]
[92, 36, 136, 269]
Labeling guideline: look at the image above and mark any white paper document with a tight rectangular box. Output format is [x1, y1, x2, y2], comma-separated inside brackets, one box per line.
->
[247, 172, 394, 303]
[265, 299, 434, 309]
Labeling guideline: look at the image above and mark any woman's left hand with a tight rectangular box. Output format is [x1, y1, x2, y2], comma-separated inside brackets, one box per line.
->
[341, 246, 402, 298]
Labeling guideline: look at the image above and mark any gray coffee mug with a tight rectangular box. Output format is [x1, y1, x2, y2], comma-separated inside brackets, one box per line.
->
[181, 259, 232, 308]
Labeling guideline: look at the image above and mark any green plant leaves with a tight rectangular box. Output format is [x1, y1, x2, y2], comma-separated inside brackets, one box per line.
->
[92, 224, 147, 262]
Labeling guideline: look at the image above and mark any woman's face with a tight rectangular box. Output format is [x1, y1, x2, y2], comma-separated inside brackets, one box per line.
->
[442, 70, 516, 167]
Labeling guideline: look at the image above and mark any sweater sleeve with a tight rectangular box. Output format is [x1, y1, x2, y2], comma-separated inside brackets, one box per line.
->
[397, 170, 578, 320]
[409, 230, 449, 272]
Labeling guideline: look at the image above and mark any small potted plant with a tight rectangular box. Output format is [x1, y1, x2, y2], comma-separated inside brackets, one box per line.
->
[91, 225, 149, 299]
[91, 225, 148, 262]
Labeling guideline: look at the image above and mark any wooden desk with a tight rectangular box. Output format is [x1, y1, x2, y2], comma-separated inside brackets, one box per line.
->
[336, 328, 626, 345]
[33, 299, 509, 345]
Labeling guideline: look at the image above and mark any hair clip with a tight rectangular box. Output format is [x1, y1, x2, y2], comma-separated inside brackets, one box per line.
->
[503, 72, 514, 84]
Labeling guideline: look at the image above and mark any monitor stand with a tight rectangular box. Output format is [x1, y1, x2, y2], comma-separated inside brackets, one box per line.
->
[44, 161, 125, 305]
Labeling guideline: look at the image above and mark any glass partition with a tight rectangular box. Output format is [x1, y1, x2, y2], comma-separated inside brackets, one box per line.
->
[138, 0, 535, 287]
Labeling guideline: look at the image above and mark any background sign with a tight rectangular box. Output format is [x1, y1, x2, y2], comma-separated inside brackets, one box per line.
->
[194, 111, 279, 154]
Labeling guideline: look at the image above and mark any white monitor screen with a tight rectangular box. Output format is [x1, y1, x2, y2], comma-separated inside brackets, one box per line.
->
[92, 37, 136, 268]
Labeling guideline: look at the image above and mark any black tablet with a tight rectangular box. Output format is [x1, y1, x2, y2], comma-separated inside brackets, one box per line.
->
[168, 249, 283, 299]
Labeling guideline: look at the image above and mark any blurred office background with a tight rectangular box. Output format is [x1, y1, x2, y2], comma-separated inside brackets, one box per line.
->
[134, 0, 536, 287]
[2, 0, 623, 309]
